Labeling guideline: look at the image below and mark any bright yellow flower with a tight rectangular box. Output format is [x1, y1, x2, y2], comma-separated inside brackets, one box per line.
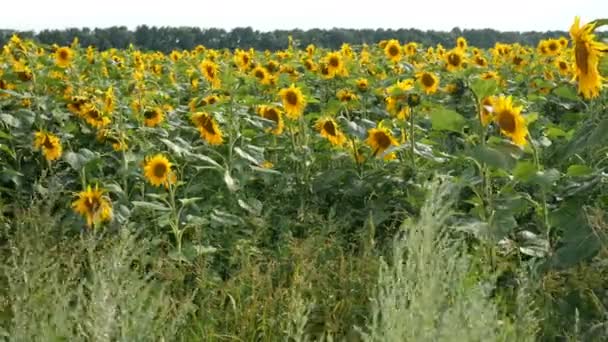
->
[366, 127, 399, 159]
[191, 112, 223, 145]
[33, 131, 62, 161]
[492, 95, 528, 146]
[55, 47, 74, 68]
[315, 117, 346, 146]
[143, 154, 177, 188]
[278, 84, 306, 120]
[569, 16, 608, 99]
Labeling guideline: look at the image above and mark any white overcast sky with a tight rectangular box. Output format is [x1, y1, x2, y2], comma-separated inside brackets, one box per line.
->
[1, 0, 607, 32]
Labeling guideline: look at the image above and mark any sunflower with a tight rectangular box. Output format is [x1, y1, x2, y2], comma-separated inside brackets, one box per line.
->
[191, 112, 223, 145]
[356, 78, 369, 92]
[480, 71, 500, 81]
[279, 84, 306, 120]
[82, 103, 111, 128]
[103, 86, 115, 114]
[366, 127, 398, 159]
[315, 117, 346, 146]
[67, 95, 89, 115]
[384, 39, 402, 63]
[474, 55, 488, 67]
[204, 94, 220, 105]
[55, 46, 74, 68]
[416, 71, 439, 94]
[72, 185, 113, 227]
[445, 49, 465, 71]
[257, 105, 284, 135]
[96, 129, 127, 151]
[302, 58, 316, 71]
[456, 37, 468, 51]
[143, 154, 177, 188]
[492, 95, 528, 146]
[33, 131, 62, 161]
[306, 44, 315, 57]
[324, 52, 343, 77]
[569, 16, 608, 99]
[479, 96, 496, 126]
[555, 58, 571, 76]
[337, 89, 358, 102]
[234, 49, 252, 71]
[386, 79, 414, 119]
[200, 59, 221, 88]
[251, 66, 271, 85]
[143, 107, 164, 127]
[404, 42, 418, 57]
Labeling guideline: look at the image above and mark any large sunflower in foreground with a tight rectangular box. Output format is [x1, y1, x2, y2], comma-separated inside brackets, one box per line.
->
[492, 95, 528, 146]
[33, 131, 62, 161]
[384, 39, 402, 63]
[416, 71, 439, 94]
[315, 117, 346, 147]
[569, 16, 608, 99]
[191, 111, 223, 145]
[143, 154, 177, 188]
[55, 46, 74, 68]
[366, 126, 398, 159]
[72, 185, 112, 227]
[279, 84, 306, 120]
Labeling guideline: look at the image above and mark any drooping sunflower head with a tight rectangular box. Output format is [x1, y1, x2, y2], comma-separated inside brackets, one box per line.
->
[416, 71, 439, 94]
[143, 154, 176, 188]
[199, 59, 221, 88]
[337, 89, 358, 102]
[257, 105, 284, 135]
[143, 107, 164, 127]
[72, 184, 113, 227]
[479, 96, 496, 126]
[569, 16, 608, 99]
[492, 95, 528, 146]
[474, 55, 488, 67]
[33, 131, 62, 161]
[384, 39, 402, 63]
[366, 126, 399, 159]
[315, 117, 346, 147]
[191, 111, 223, 145]
[278, 84, 306, 120]
[82, 103, 111, 128]
[55, 47, 74, 68]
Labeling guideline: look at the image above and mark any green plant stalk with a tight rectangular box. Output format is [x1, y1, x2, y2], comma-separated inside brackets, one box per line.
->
[409, 108, 416, 172]
[528, 136, 551, 244]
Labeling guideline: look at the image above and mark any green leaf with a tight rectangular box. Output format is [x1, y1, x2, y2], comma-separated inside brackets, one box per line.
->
[470, 145, 516, 170]
[238, 198, 263, 216]
[552, 85, 578, 101]
[513, 161, 537, 182]
[0, 114, 20, 128]
[224, 170, 239, 192]
[566, 164, 593, 177]
[234, 146, 260, 165]
[430, 106, 466, 132]
[471, 78, 498, 100]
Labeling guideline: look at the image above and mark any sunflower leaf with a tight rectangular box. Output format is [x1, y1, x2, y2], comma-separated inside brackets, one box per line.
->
[131, 201, 171, 212]
[429, 106, 466, 132]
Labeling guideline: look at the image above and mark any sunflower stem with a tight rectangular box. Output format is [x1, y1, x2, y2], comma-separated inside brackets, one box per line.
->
[528, 135, 551, 245]
[409, 108, 416, 172]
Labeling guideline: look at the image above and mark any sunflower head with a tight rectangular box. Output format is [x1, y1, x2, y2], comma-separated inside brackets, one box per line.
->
[384, 40, 402, 63]
[492, 95, 528, 146]
[416, 71, 439, 95]
[356, 78, 369, 92]
[366, 126, 398, 159]
[191, 111, 223, 145]
[143, 107, 164, 127]
[55, 47, 74, 68]
[251, 66, 271, 85]
[199, 60, 221, 88]
[33, 131, 62, 161]
[479, 96, 496, 126]
[569, 16, 608, 99]
[143, 154, 177, 188]
[257, 105, 284, 135]
[278, 84, 306, 120]
[315, 117, 346, 146]
[445, 49, 465, 71]
[456, 37, 468, 51]
[72, 185, 112, 227]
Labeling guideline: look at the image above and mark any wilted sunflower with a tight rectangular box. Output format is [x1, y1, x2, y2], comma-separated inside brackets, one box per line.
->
[143, 154, 177, 188]
[72, 185, 112, 227]
[315, 117, 346, 146]
[191, 111, 223, 145]
[55, 46, 74, 68]
[445, 49, 465, 71]
[33, 131, 62, 161]
[143, 107, 164, 127]
[257, 105, 284, 135]
[366, 127, 398, 159]
[416, 71, 439, 94]
[492, 95, 528, 146]
[200, 59, 221, 88]
[384, 39, 402, 63]
[279, 84, 306, 120]
[569, 16, 608, 99]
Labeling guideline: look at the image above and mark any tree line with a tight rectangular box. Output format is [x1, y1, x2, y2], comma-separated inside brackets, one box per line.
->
[0, 26, 571, 52]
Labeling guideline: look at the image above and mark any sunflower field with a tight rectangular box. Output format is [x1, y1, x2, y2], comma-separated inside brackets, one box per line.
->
[1, 17, 608, 341]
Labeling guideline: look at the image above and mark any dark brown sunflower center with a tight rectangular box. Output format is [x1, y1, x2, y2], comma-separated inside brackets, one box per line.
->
[388, 45, 399, 57]
[144, 110, 158, 119]
[559, 61, 568, 70]
[285, 90, 299, 106]
[575, 41, 590, 74]
[43, 136, 55, 149]
[207, 96, 217, 104]
[87, 108, 101, 119]
[201, 116, 216, 134]
[421, 73, 435, 87]
[206, 66, 215, 78]
[548, 42, 558, 51]
[448, 53, 461, 66]
[323, 121, 337, 136]
[264, 108, 279, 122]
[329, 56, 340, 68]
[153, 162, 168, 178]
[374, 132, 391, 149]
[59, 49, 69, 60]
[498, 110, 516, 133]
[512, 56, 523, 66]
[255, 69, 265, 79]
[242, 55, 249, 65]
[85, 196, 101, 212]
